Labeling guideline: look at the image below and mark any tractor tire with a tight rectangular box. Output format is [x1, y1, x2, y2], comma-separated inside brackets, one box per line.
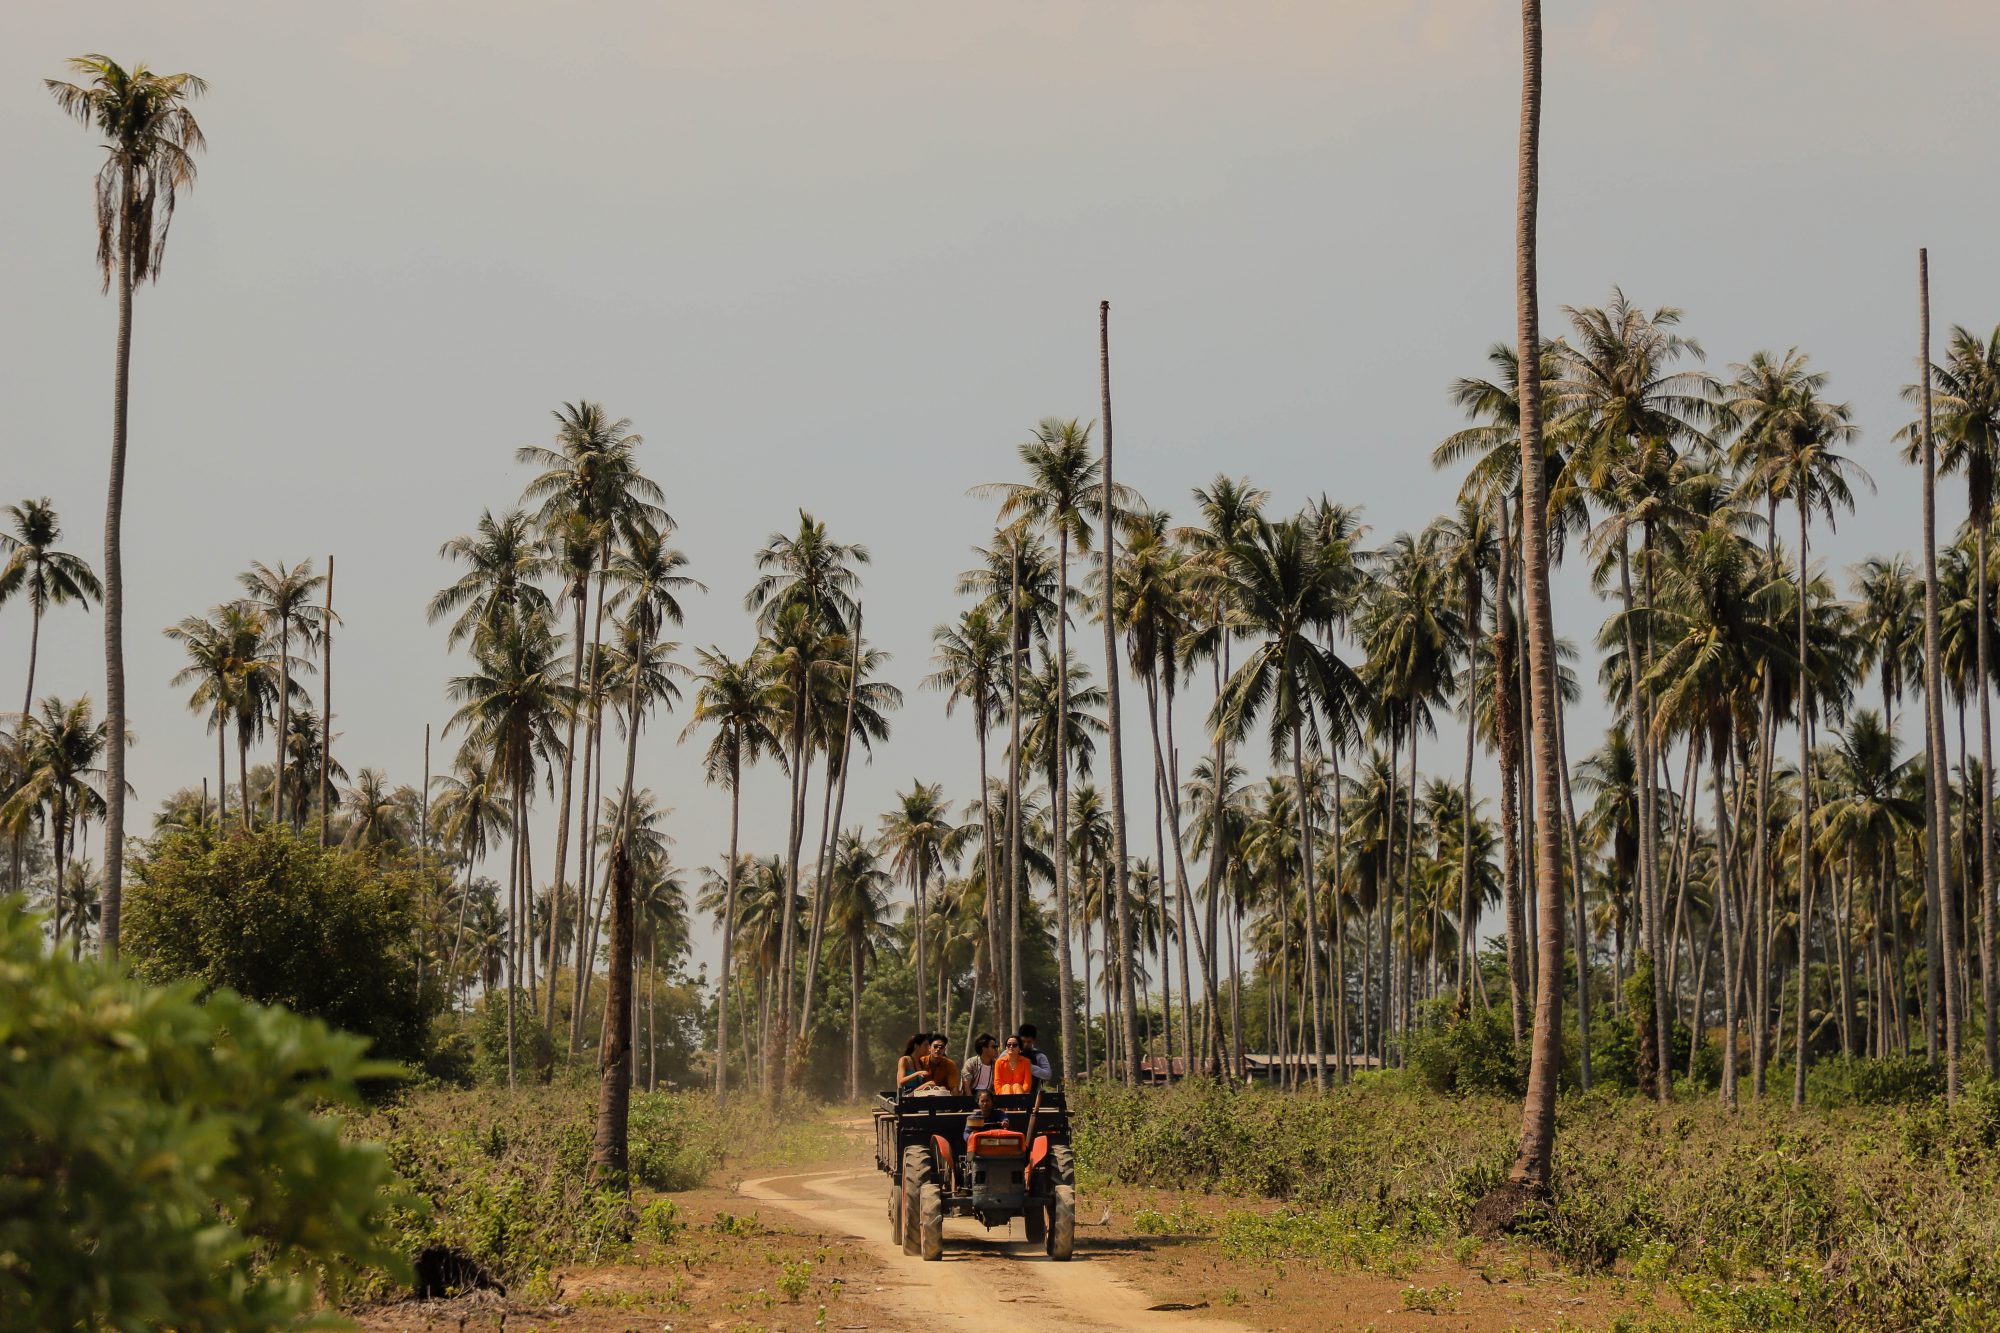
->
[1047, 1184, 1076, 1261]
[888, 1175, 902, 1243]
[901, 1147, 932, 1256]
[1049, 1145, 1076, 1187]
[919, 1182, 945, 1261]
[1024, 1194, 1047, 1244]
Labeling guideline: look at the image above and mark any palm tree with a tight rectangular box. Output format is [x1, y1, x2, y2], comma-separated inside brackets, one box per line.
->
[927, 607, 1009, 1020]
[1908, 324, 2000, 1076]
[446, 608, 573, 1089]
[1213, 517, 1372, 1088]
[1915, 252, 1964, 1100]
[47, 55, 206, 956]
[1432, 497, 1498, 996]
[880, 782, 963, 1032]
[825, 830, 893, 1099]
[433, 751, 514, 986]
[237, 559, 324, 827]
[430, 510, 554, 648]
[1098, 302, 1141, 1083]
[165, 607, 247, 827]
[1854, 556, 1924, 738]
[1, 697, 111, 951]
[340, 768, 403, 852]
[1505, 0, 1569, 1198]
[0, 499, 101, 720]
[595, 523, 696, 1180]
[518, 403, 664, 1043]
[1728, 349, 1864, 1107]
[682, 647, 783, 1102]
[977, 417, 1119, 1078]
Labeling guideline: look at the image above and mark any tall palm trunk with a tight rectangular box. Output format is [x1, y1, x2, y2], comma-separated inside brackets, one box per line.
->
[771, 682, 812, 1096]
[1792, 498, 1816, 1109]
[1977, 502, 1997, 1077]
[1508, 0, 1567, 1193]
[1919, 249, 1964, 1100]
[799, 615, 864, 1074]
[1101, 301, 1140, 1083]
[1494, 496, 1528, 1041]
[98, 179, 135, 958]
[1054, 532, 1078, 1079]
[1145, 676, 1176, 1065]
[1291, 730, 1328, 1089]
[975, 710, 1001, 1027]
[1615, 541, 1665, 1100]
[267, 626, 289, 827]
[914, 860, 930, 1031]
[1007, 551, 1025, 1031]
[546, 573, 590, 1034]
[318, 557, 334, 848]
[1161, 671, 1219, 1068]
[571, 565, 612, 1048]
[593, 631, 647, 1184]
[848, 931, 865, 1100]
[715, 744, 743, 1104]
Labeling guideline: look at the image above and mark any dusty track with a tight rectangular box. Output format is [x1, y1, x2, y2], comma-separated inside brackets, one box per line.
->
[739, 1165, 1251, 1333]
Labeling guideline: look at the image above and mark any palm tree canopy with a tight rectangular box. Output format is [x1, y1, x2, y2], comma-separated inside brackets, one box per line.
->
[0, 499, 101, 616]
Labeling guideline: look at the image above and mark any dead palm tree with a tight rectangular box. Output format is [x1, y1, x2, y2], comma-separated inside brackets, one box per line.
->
[47, 55, 206, 957]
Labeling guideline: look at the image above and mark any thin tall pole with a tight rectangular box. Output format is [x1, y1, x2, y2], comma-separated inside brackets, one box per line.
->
[1100, 300, 1140, 1084]
[319, 555, 335, 848]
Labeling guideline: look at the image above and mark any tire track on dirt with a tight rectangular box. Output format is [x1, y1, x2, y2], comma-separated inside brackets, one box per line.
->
[739, 1165, 1251, 1333]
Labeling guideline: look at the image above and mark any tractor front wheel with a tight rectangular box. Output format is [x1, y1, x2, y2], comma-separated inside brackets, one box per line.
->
[1046, 1184, 1075, 1260]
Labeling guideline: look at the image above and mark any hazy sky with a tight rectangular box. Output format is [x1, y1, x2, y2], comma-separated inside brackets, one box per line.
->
[6, 2, 1999, 974]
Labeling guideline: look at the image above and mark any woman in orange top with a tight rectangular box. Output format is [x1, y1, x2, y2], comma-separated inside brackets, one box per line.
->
[991, 1035, 1034, 1095]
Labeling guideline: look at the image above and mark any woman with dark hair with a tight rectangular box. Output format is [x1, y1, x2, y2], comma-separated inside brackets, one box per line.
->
[896, 1032, 930, 1093]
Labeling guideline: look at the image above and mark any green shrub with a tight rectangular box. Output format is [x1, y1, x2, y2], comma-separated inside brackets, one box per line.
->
[125, 826, 441, 1064]
[0, 899, 407, 1330]
[1405, 998, 1526, 1095]
[1804, 1054, 1943, 1108]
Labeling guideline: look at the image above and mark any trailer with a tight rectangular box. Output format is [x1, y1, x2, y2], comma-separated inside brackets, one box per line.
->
[871, 1088, 1076, 1261]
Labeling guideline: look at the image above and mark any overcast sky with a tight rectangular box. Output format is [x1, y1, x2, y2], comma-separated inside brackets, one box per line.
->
[5, 2, 1999, 975]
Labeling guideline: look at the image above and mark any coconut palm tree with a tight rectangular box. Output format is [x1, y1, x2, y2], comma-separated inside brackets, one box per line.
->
[927, 607, 1009, 1014]
[683, 647, 783, 1101]
[1727, 349, 1864, 1107]
[1098, 303, 1142, 1084]
[1431, 497, 1499, 995]
[1213, 517, 1373, 1087]
[433, 751, 514, 986]
[1854, 556, 1924, 739]
[1, 697, 111, 950]
[46, 55, 207, 957]
[976, 417, 1123, 1078]
[825, 830, 893, 1099]
[880, 782, 964, 1032]
[237, 559, 324, 827]
[595, 523, 696, 1178]
[340, 768, 403, 853]
[0, 499, 101, 721]
[1904, 324, 2000, 1075]
[430, 510, 554, 649]
[1504, 0, 1572, 1197]
[446, 607, 573, 1089]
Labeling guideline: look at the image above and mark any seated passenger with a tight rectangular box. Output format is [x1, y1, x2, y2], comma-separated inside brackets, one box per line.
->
[991, 1035, 1033, 1095]
[910, 1034, 958, 1096]
[895, 1032, 930, 1094]
[960, 1033, 997, 1095]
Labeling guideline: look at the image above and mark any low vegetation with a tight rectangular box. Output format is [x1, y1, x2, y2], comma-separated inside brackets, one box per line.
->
[1073, 1079, 2000, 1330]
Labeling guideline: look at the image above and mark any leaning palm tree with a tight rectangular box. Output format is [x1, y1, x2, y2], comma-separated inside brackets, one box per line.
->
[238, 559, 324, 827]
[682, 647, 783, 1102]
[1212, 517, 1373, 1088]
[47, 55, 206, 956]
[0, 499, 102, 719]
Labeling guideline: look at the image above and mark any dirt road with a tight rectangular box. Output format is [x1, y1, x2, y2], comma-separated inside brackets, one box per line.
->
[739, 1165, 1252, 1333]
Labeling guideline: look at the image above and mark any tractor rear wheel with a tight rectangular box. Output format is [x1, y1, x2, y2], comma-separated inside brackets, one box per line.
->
[887, 1176, 902, 1243]
[919, 1182, 945, 1260]
[901, 1147, 932, 1256]
[1024, 1192, 1047, 1244]
[1047, 1184, 1075, 1260]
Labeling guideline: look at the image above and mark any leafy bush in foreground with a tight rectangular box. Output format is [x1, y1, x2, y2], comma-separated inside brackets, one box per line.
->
[0, 900, 406, 1331]
[1071, 1078, 2000, 1330]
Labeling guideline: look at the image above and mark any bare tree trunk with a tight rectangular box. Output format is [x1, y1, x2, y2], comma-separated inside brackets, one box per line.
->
[1509, 0, 1567, 1194]
[593, 628, 648, 1183]
[1007, 550, 1025, 1032]
[98, 182, 135, 958]
[319, 556, 334, 848]
[1793, 499, 1816, 1109]
[1101, 301, 1140, 1083]
[1054, 531, 1078, 1080]
[1978, 510, 1997, 1076]
[1494, 497, 1528, 1042]
[546, 574, 590, 1034]
[1919, 248, 1964, 1100]
[715, 749, 743, 1103]
[798, 611, 864, 1075]
[1292, 731, 1328, 1089]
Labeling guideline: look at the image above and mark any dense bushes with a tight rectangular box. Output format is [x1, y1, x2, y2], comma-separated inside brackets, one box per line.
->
[0, 900, 406, 1330]
[1405, 999, 1526, 1095]
[353, 1082, 845, 1294]
[1071, 1079, 2000, 1330]
[125, 826, 442, 1064]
